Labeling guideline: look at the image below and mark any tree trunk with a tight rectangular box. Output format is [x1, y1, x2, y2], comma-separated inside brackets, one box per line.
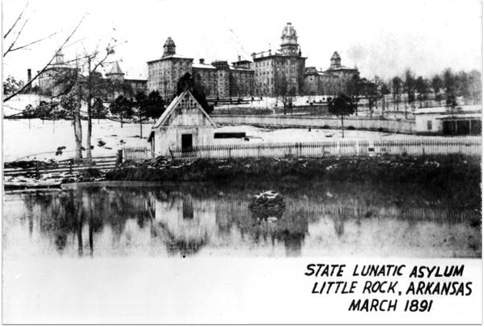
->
[86, 96, 93, 160]
[73, 102, 83, 161]
[341, 115, 345, 139]
[86, 60, 93, 161]
[139, 111, 143, 138]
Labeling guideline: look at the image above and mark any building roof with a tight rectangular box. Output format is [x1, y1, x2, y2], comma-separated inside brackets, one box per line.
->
[147, 54, 194, 64]
[252, 53, 307, 61]
[164, 37, 175, 48]
[151, 91, 217, 130]
[435, 114, 482, 120]
[326, 65, 357, 72]
[230, 66, 253, 72]
[331, 51, 341, 60]
[414, 105, 482, 115]
[192, 62, 216, 69]
[281, 22, 298, 46]
[125, 78, 148, 83]
[107, 61, 124, 75]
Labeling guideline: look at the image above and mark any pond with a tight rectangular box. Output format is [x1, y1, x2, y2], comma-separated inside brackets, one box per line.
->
[3, 180, 481, 258]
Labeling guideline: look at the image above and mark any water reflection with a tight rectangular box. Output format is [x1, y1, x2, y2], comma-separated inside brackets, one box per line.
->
[3, 181, 481, 258]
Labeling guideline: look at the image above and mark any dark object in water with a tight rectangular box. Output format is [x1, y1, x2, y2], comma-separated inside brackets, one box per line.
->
[249, 190, 286, 221]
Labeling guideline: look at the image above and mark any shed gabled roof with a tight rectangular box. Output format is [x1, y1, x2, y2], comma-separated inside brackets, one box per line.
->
[152, 91, 217, 129]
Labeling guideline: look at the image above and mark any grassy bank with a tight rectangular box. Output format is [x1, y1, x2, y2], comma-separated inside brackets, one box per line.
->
[107, 155, 479, 203]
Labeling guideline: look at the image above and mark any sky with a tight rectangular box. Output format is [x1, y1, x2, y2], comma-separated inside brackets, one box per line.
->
[2, 0, 482, 83]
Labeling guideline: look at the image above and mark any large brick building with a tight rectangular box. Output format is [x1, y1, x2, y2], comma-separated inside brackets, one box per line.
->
[304, 52, 359, 95]
[251, 22, 306, 97]
[148, 38, 255, 99]
[38, 51, 147, 100]
[38, 50, 78, 96]
[147, 37, 193, 99]
[147, 23, 360, 99]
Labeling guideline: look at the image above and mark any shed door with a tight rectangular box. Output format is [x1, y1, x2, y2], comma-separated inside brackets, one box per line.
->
[182, 134, 193, 152]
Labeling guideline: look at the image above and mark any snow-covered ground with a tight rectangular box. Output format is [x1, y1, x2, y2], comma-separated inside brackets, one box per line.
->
[3, 119, 150, 162]
[3, 118, 428, 162]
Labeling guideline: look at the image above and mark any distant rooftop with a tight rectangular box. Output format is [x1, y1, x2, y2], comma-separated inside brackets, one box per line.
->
[147, 54, 193, 63]
[192, 62, 216, 69]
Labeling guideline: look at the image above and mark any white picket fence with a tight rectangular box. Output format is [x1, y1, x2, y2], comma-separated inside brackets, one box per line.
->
[171, 137, 481, 159]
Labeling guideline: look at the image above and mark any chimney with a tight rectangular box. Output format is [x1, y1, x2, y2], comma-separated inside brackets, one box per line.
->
[199, 58, 205, 64]
[238, 55, 241, 62]
[27, 69, 32, 82]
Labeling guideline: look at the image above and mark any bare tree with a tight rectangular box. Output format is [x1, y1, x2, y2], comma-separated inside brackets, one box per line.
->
[84, 45, 116, 160]
[392, 76, 402, 112]
[431, 74, 443, 106]
[3, 16, 85, 102]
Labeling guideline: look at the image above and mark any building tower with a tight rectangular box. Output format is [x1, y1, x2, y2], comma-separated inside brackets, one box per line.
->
[163, 37, 176, 58]
[280, 22, 299, 56]
[330, 51, 341, 69]
[106, 61, 125, 82]
[54, 49, 65, 64]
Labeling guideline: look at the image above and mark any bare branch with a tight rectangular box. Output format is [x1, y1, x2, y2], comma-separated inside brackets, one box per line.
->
[3, 2, 29, 39]
[4, 30, 59, 57]
[4, 18, 29, 57]
[3, 15, 86, 102]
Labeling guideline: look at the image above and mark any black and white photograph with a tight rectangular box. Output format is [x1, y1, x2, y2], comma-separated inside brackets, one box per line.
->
[1, 0, 482, 324]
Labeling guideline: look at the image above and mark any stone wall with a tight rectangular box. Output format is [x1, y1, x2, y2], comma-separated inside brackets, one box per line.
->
[212, 115, 416, 134]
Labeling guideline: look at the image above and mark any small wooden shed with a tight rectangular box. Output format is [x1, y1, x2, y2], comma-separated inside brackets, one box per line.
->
[148, 91, 217, 157]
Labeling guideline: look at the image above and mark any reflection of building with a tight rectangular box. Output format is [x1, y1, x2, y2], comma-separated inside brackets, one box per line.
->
[153, 193, 217, 255]
[148, 90, 217, 156]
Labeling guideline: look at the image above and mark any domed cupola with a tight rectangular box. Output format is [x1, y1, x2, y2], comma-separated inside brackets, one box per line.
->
[54, 49, 65, 64]
[330, 51, 342, 69]
[280, 22, 299, 56]
[163, 37, 176, 58]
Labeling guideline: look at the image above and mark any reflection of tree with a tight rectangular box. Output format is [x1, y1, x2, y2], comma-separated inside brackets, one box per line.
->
[238, 202, 309, 256]
[333, 207, 347, 237]
[20, 187, 151, 256]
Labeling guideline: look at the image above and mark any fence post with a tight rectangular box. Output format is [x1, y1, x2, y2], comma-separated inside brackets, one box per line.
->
[116, 150, 123, 166]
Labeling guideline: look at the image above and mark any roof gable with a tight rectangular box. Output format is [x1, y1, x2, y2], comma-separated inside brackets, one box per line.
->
[108, 61, 124, 75]
[152, 91, 217, 129]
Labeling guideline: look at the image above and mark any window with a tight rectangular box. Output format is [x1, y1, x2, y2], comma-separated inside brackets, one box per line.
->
[427, 120, 432, 130]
